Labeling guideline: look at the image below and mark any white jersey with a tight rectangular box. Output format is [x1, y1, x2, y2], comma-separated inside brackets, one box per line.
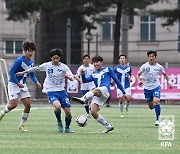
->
[138, 62, 166, 90]
[76, 64, 95, 90]
[27, 62, 74, 93]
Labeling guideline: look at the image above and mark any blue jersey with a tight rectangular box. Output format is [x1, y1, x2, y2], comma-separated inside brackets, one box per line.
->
[114, 64, 132, 89]
[82, 67, 125, 94]
[9, 56, 38, 84]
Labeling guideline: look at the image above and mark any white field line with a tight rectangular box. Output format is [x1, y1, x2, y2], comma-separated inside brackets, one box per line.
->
[0, 106, 51, 111]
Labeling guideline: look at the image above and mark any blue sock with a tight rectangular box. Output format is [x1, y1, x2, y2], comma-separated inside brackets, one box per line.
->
[65, 116, 72, 129]
[54, 110, 61, 122]
[154, 104, 161, 121]
[84, 105, 90, 114]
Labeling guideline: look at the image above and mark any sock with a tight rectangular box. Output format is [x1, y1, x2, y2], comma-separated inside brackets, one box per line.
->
[1, 106, 10, 115]
[96, 114, 110, 128]
[125, 101, 130, 108]
[65, 116, 72, 129]
[154, 104, 161, 121]
[19, 112, 29, 126]
[84, 105, 90, 114]
[119, 103, 124, 113]
[82, 91, 94, 101]
[54, 110, 61, 122]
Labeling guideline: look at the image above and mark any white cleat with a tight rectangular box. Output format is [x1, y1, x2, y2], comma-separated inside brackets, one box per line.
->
[155, 120, 159, 127]
[71, 97, 85, 105]
[103, 125, 114, 133]
[18, 125, 28, 132]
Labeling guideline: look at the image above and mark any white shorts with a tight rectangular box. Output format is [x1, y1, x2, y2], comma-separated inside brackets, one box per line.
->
[8, 82, 31, 100]
[117, 87, 131, 98]
[91, 86, 110, 107]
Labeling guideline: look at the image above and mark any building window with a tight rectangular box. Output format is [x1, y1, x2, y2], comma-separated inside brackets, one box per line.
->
[4, 40, 23, 55]
[4, 0, 14, 10]
[140, 15, 156, 41]
[101, 15, 116, 41]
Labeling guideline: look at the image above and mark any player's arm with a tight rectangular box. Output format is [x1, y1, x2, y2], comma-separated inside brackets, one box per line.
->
[63, 65, 74, 81]
[163, 73, 172, 89]
[136, 65, 144, 85]
[74, 68, 83, 84]
[81, 72, 93, 83]
[109, 67, 126, 94]
[129, 67, 133, 82]
[10, 59, 24, 88]
[16, 63, 46, 76]
[29, 72, 41, 88]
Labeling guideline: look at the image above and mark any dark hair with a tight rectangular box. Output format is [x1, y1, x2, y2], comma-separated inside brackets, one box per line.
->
[50, 48, 63, 58]
[119, 54, 127, 59]
[23, 41, 36, 51]
[82, 54, 90, 59]
[92, 55, 103, 62]
[147, 50, 157, 57]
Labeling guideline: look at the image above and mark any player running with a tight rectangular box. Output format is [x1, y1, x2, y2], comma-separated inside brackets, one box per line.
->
[0, 41, 41, 131]
[136, 50, 172, 126]
[114, 54, 132, 117]
[16, 48, 74, 133]
[74, 54, 96, 118]
[72, 55, 126, 133]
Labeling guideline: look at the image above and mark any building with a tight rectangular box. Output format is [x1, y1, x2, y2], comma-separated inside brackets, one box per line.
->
[83, 0, 180, 66]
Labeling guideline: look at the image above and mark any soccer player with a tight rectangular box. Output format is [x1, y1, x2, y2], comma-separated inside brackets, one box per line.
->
[72, 55, 126, 133]
[0, 41, 41, 131]
[16, 48, 74, 133]
[74, 54, 95, 118]
[136, 50, 172, 126]
[114, 54, 132, 117]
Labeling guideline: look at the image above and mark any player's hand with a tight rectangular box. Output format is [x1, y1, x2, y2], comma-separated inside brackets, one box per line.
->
[37, 82, 42, 88]
[16, 71, 25, 76]
[80, 69, 85, 74]
[138, 81, 143, 86]
[17, 83, 24, 88]
[122, 94, 127, 101]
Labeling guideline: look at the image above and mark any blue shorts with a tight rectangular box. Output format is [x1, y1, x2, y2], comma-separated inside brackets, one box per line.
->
[144, 86, 160, 103]
[47, 90, 71, 108]
[81, 90, 89, 96]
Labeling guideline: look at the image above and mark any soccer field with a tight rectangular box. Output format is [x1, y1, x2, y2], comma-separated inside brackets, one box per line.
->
[0, 105, 179, 154]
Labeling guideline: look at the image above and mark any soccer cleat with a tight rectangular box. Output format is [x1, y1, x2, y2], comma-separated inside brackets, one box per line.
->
[120, 113, 125, 118]
[86, 114, 91, 118]
[155, 120, 159, 127]
[65, 128, 74, 133]
[18, 125, 28, 132]
[71, 97, 85, 105]
[106, 104, 110, 107]
[0, 113, 4, 121]
[57, 121, 64, 132]
[103, 125, 114, 133]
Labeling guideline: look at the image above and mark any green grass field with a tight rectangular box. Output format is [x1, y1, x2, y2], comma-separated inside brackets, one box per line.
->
[0, 104, 179, 154]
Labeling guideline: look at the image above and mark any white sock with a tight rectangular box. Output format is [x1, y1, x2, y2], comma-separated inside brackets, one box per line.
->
[1, 106, 9, 115]
[82, 91, 94, 101]
[19, 112, 29, 126]
[96, 115, 110, 128]
[119, 103, 124, 113]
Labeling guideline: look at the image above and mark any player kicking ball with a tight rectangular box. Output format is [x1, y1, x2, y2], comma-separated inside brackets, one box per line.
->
[16, 48, 74, 133]
[136, 50, 172, 127]
[72, 55, 126, 133]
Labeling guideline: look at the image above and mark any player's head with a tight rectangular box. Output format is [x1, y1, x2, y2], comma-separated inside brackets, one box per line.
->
[147, 50, 157, 64]
[147, 50, 157, 57]
[118, 54, 127, 65]
[50, 48, 63, 65]
[92, 55, 103, 70]
[82, 54, 90, 66]
[23, 41, 36, 59]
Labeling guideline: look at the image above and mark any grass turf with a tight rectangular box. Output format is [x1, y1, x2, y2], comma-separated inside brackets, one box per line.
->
[0, 105, 179, 154]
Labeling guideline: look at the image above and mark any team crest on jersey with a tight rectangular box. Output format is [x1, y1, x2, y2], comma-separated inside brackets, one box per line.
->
[145, 67, 150, 73]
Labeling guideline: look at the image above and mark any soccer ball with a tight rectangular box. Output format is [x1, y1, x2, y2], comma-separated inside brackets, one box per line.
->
[76, 115, 88, 127]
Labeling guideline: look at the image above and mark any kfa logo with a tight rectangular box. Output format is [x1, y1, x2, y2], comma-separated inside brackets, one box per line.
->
[158, 115, 175, 147]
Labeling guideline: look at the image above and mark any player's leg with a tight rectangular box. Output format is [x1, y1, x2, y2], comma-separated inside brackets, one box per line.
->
[91, 87, 113, 133]
[59, 90, 74, 133]
[0, 83, 20, 120]
[124, 88, 132, 115]
[47, 92, 63, 132]
[72, 88, 101, 104]
[82, 90, 90, 118]
[63, 107, 74, 133]
[153, 86, 161, 126]
[0, 98, 18, 120]
[117, 89, 125, 117]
